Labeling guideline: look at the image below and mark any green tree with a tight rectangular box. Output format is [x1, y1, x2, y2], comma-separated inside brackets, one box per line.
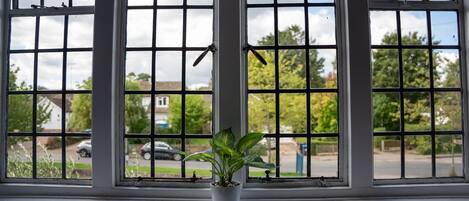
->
[125, 74, 149, 134]
[168, 95, 211, 134]
[68, 78, 92, 132]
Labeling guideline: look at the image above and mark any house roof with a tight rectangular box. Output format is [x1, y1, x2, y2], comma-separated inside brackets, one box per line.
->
[139, 81, 181, 91]
[40, 94, 72, 113]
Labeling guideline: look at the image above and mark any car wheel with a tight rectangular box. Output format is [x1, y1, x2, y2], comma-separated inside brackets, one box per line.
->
[173, 154, 181, 161]
[143, 152, 151, 160]
[79, 150, 89, 158]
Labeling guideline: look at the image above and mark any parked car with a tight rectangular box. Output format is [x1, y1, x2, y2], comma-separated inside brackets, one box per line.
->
[76, 140, 92, 158]
[140, 141, 181, 161]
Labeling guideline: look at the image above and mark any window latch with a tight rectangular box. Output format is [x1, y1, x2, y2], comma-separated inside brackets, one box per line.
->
[245, 44, 267, 65]
[193, 44, 217, 67]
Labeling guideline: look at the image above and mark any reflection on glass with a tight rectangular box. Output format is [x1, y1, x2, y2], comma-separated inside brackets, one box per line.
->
[374, 136, 401, 179]
[248, 50, 275, 90]
[248, 8, 274, 46]
[37, 94, 62, 133]
[249, 137, 276, 178]
[308, 7, 336, 45]
[400, 11, 428, 46]
[155, 95, 181, 135]
[436, 135, 463, 177]
[280, 93, 306, 134]
[127, 9, 153, 47]
[125, 138, 151, 178]
[125, 51, 152, 91]
[39, 16, 64, 49]
[311, 137, 338, 177]
[10, 17, 36, 50]
[370, 11, 397, 45]
[248, 94, 276, 134]
[187, 9, 213, 47]
[372, 49, 399, 88]
[68, 15, 94, 48]
[311, 49, 337, 88]
[311, 93, 338, 133]
[186, 51, 213, 90]
[67, 52, 92, 90]
[7, 136, 33, 178]
[9, 53, 34, 91]
[66, 94, 92, 133]
[280, 138, 307, 177]
[155, 139, 182, 178]
[431, 11, 458, 46]
[8, 95, 33, 133]
[185, 95, 212, 135]
[433, 49, 460, 88]
[278, 7, 305, 46]
[66, 137, 92, 179]
[405, 135, 432, 178]
[279, 49, 306, 89]
[435, 92, 461, 131]
[156, 51, 182, 90]
[373, 93, 400, 132]
[404, 92, 431, 132]
[156, 10, 183, 47]
[38, 52, 63, 90]
[37, 137, 62, 178]
[403, 49, 430, 88]
[125, 94, 151, 135]
[185, 139, 212, 179]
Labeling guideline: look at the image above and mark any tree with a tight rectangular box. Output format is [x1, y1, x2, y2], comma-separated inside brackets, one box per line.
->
[168, 95, 211, 134]
[68, 78, 92, 132]
[125, 74, 150, 134]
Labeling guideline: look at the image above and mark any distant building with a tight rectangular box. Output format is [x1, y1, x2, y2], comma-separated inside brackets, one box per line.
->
[37, 94, 72, 132]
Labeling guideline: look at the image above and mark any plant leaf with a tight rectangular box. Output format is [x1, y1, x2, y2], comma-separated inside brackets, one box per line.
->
[235, 133, 264, 153]
[213, 128, 236, 148]
[246, 156, 276, 169]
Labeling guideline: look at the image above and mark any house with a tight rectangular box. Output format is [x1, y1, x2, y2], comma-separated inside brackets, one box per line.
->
[37, 94, 72, 133]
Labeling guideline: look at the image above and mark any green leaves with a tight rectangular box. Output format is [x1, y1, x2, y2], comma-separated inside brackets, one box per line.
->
[236, 132, 264, 153]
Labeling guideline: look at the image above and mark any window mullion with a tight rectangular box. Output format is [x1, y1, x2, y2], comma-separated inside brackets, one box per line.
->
[462, 0, 469, 183]
[0, 0, 9, 183]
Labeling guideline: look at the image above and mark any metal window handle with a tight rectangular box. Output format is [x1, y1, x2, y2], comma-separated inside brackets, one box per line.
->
[246, 44, 267, 65]
[192, 44, 217, 67]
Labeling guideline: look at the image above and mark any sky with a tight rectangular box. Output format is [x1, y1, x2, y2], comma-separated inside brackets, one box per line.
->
[9, 1, 460, 91]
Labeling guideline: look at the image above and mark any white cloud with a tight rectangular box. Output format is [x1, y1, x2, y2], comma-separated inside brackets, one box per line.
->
[39, 15, 64, 49]
[68, 15, 94, 48]
[9, 53, 34, 88]
[37, 52, 63, 90]
[67, 52, 93, 90]
[10, 17, 36, 50]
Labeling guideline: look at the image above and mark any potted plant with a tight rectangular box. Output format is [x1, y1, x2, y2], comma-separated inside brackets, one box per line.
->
[184, 128, 275, 201]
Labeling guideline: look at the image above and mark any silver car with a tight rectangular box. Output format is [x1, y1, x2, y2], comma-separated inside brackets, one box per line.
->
[76, 140, 92, 158]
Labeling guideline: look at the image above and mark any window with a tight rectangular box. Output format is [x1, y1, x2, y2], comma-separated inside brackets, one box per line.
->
[123, 0, 214, 182]
[370, 1, 465, 182]
[246, 0, 343, 182]
[4, 0, 94, 183]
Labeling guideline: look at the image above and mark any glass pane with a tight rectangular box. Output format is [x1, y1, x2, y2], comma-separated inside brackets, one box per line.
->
[400, 11, 428, 46]
[125, 138, 151, 178]
[280, 137, 307, 177]
[278, 0, 303, 3]
[308, 0, 334, 2]
[39, 16, 64, 49]
[370, 11, 397, 45]
[311, 93, 338, 133]
[7, 136, 33, 178]
[127, 9, 153, 47]
[280, 93, 306, 134]
[248, 8, 274, 46]
[436, 135, 463, 177]
[38, 53, 63, 91]
[187, 9, 213, 47]
[156, 95, 181, 135]
[66, 94, 92, 133]
[248, 94, 276, 134]
[125, 94, 151, 135]
[37, 136, 62, 178]
[278, 7, 305, 46]
[249, 137, 276, 178]
[186, 51, 213, 91]
[404, 92, 431, 132]
[9, 53, 34, 91]
[373, 93, 400, 132]
[185, 139, 212, 179]
[403, 49, 430, 88]
[68, 15, 94, 48]
[157, 0, 182, 5]
[248, 50, 275, 90]
[10, 17, 36, 50]
[279, 49, 306, 89]
[155, 139, 182, 178]
[185, 95, 212, 135]
[67, 52, 93, 90]
[187, 0, 213, 5]
[44, 0, 68, 7]
[311, 137, 338, 177]
[308, 7, 336, 45]
[72, 0, 95, 6]
[311, 49, 337, 88]
[128, 0, 153, 6]
[18, 0, 40, 9]
[405, 135, 432, 178]
[248, 0, 273, 3]
[433, 49, 460, 88]
[66, 137, 92, 179]
[125, 51, 152, 91]
[374, 136, 401, 179]
[431, 11, 458, 46]
[156, 10, 183, 47]
[8, 95, 33, 133]
[435, 92, 461, 131]
[37, 94, 62, 133]
[156, 51, 182, 90]
[372, 49, 399, 88]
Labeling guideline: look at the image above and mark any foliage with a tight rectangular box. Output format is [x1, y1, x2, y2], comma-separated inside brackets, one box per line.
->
[68, 78, 92, 132]
[125, 74, 150, 134]
[184, 128, 275, 187]
[168, 95, 211, 134]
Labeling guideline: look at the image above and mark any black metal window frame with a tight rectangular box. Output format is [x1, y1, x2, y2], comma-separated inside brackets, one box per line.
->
[4, 0, 94, 184]
[370, 5, 466, 182]
[245, 0, 343, 183]
[122, 0, 214, 183]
